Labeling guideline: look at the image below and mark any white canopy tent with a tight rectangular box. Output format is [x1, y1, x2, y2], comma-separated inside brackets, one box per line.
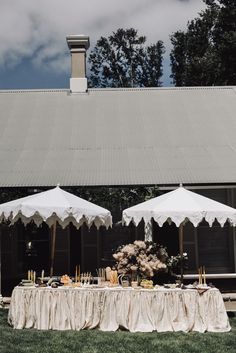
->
[0, 185, 112, 302]
[122, 186, 236, 281]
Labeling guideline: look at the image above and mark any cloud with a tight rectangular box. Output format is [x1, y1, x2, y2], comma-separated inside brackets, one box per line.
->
[0, 0, 206, 78]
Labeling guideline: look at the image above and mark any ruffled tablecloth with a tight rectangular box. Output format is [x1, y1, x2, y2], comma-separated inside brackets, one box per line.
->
[8, 286, 231, 332]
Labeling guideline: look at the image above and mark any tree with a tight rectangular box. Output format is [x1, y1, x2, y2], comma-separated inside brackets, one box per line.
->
[66, 185, 160, 221]
[88, 28, 165, 88]
[170, 0, 236, 86]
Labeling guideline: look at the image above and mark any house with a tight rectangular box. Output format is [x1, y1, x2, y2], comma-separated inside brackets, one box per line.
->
[0, 35, 236, 294]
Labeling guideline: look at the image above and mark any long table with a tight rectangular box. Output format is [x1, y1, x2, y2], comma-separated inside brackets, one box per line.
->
[8, 286, 231, 332]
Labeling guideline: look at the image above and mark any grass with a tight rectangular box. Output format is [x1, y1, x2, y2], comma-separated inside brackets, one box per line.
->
[0, 310, 236, 353]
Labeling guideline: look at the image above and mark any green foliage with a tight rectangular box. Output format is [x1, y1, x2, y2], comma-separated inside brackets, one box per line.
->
[66, 185, 160, 219]
[0, 188, 30, 203]
[88, 28, 165, 88]
[0, 309, 236, 353]
[170, 0, 236, 86]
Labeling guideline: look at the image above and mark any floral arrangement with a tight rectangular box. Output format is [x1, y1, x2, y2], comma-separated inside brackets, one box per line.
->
[113, 241, 169, 278]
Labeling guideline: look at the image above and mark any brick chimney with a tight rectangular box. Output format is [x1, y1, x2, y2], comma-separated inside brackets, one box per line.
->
[66, 35, 90, 93]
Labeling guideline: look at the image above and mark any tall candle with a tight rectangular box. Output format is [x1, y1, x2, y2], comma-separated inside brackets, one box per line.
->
[105, 267, 111, 281]
[28, 270, 30, 281]
[78, 265, 80, 282]
[203, 266, 206, 286]
[75, 266, 78, 283]
[41, 270, 44, 280]
[31, 270, 33, 282]
[198, 267, 202, 285]
[33, 271, 36, 284]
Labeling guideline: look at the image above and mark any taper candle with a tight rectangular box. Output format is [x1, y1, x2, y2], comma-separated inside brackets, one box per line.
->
[75, 265, 78, 283]
[203, 266, 206, 286]
[198, 267, 203, 285]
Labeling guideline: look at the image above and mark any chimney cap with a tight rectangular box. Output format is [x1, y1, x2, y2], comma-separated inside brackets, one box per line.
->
[66, 35, 90, 50]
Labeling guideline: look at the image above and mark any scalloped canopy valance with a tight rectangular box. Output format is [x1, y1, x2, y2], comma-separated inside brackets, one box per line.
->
[122, 186, 236, 228]
[0, 185, 112, 229]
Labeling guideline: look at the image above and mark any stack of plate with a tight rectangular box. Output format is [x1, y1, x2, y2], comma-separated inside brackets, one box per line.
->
[21, 279, 34, 286]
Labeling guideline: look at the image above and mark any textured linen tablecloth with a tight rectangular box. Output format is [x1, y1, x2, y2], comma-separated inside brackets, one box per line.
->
[8, 286, 231, 332]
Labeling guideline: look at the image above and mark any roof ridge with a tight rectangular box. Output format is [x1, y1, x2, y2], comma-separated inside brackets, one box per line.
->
[88, 86, 236, 92]
[0, 86, 235, 94]
[0, 88, 69, 94]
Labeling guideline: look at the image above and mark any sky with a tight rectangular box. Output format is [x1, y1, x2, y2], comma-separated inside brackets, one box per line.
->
[0, 0, 206, 89]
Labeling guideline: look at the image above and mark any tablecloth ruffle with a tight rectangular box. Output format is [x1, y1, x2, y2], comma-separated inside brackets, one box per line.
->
[8, 287, 231, 332]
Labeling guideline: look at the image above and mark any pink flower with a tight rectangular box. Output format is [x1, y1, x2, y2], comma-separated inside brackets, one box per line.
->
[113, 241, 170, 277]
[134, 240, 146, 249]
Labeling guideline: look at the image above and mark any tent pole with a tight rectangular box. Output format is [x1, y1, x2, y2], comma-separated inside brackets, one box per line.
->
[179, 223, 184, 283]
[144, 221, 153, 241]
[0, 225, 3, 307]
[50, 222, 56, 277]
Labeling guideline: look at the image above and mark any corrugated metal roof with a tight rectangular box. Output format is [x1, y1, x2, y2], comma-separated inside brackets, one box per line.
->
[0, 86, 236, 187]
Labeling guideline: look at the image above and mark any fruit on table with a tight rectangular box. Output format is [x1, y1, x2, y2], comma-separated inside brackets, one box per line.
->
[140, 279, 154, 289]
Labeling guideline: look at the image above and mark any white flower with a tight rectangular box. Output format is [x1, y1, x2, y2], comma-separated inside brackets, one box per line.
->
[122, 244, 135, 255]
[113, 241, 171, 277]
[133, 240, 146, 249]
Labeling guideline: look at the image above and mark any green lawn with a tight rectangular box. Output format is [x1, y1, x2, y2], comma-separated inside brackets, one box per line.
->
[0, 309, 235, 353]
